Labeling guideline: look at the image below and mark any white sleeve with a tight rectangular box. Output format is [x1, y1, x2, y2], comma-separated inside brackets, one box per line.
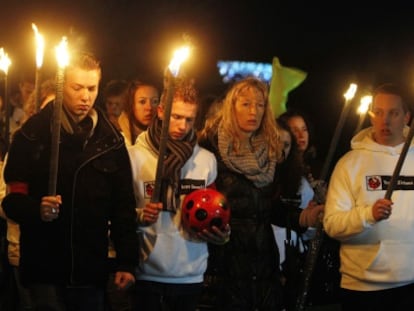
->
[323, 157, 375, 241]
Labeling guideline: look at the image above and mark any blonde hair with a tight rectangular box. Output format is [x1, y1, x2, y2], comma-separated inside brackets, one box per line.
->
[199, 77, 280, 158]
[66, 51, 101, 79]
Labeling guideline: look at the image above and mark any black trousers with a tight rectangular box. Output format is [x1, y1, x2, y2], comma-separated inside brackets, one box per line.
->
[134, 280, 203, 311]
[340, 283, 414, 311]
[28, 283, 104, 311]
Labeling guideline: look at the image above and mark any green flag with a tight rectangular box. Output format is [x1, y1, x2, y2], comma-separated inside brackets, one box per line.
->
[269, 57, 307, 118]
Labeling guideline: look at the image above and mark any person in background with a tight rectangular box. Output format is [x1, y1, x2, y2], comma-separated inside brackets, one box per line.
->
[279, 108, 341, 307]
[0, 159, 19, 311]
[278, 109, 320, 183]
[103, 79, 129, 130]
[1, 51, 139, 311]
[198, 77, 323, 310]
[105, 79, 160, 310]
[0, 95, 4, 147]
[324, 83, 414, 311]
[22, 78, 56, 123]
[7, 73, 35, 142]
[0, 77, 56, 311]
[128, 75, 230, 311]
[118, 80, 159, 146]
[0, 95, 7, 159]
[272, 118, 316, 310]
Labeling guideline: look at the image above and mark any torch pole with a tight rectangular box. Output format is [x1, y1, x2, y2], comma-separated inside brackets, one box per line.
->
[48, 67, 64, 196]
[34, 68, 41, 112]
[150, 69, 175, 203]
[353, 111, 366, 136]
[4, 74, 9, 151]
[319, 98, 352, 181]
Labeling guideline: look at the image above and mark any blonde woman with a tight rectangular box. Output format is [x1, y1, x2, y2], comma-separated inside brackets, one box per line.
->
[198, 77, 322, 310]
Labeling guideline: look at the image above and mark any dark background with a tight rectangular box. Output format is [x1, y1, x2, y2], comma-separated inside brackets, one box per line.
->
[1, 0, 414, 170]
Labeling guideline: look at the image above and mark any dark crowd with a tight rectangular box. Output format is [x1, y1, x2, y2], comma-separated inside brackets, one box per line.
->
[1, 47, 414, 311]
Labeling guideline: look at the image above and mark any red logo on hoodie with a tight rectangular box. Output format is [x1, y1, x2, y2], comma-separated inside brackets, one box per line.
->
[144, 182, 155, 198]
[367, 176, 381, 190]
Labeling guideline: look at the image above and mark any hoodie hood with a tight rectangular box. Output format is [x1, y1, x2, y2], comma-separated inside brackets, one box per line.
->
[351, 126, 414, 156]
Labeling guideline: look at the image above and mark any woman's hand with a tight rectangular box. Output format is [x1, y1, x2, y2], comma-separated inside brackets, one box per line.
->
[197, 224, 231, 245]
[299, 201, 324, 227]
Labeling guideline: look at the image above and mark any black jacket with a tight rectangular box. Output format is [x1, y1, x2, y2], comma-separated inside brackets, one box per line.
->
[199, 133, 303, 310]
[2, 103, 139, 287]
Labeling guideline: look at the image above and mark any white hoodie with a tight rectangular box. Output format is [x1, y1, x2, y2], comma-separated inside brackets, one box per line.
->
[128, 131, 217, 284]
[324, 126, 414, 291]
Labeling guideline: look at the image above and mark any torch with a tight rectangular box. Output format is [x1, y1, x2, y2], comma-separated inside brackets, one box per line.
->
[32, 23, 45, 112]
[319, 83, 358, 181]
[48, 37, 69, 196]
[0, 48, 12, 151]
[150, 46, 190, 203]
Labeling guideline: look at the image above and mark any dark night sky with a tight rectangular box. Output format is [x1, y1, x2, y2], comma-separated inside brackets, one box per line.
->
[1, 0, 414, 164]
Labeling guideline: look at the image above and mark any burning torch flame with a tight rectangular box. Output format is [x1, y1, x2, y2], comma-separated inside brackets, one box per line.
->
[168, 46, 190, 77]
[357, 95, 372, 115]
[344, 83, 358, 102]
[55, 37, 69, 69]
[32, 23, 45, 69]
[0, 48, 11, 75]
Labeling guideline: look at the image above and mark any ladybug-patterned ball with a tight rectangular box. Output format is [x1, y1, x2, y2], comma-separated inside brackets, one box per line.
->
[182, 188, 230, 233]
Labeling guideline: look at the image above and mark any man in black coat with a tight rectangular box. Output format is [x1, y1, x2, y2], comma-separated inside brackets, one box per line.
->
[2, 51, 139, 311]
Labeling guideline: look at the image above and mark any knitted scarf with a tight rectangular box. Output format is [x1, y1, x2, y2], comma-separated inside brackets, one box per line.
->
[147, 117, 196, 212]
[218, 123, 277, 188]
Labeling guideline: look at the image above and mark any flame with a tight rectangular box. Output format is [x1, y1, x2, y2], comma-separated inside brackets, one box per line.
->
[168, 46, 190, 77]
[344, 83, 358, 101]
[55, 37, 69, 69]
[357, 95, 372, 115]
[32, 23, 45, 68]
[0, 48, 11, 75]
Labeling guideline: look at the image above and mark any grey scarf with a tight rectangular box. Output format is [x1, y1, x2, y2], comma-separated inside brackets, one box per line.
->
[218, 123, 277, 187]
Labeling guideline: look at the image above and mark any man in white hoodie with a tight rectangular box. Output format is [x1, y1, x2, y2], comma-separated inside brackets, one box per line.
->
[128, 75, 230, 311]
[324, 83, 414, 311]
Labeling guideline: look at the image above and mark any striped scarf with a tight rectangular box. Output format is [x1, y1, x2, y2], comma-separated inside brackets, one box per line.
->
[147, 117, 196, 212]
